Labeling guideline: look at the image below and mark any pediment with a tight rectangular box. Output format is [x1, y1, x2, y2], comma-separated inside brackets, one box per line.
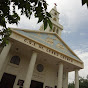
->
[12, 29, 81, 61]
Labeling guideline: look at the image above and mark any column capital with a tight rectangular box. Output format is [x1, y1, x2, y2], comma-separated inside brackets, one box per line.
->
[32, 50, 37, 53]
[32, 50, 38, 54]
[58, 62, 63, 67]
[59, 61, 63, 63]
[57, 61, 63, 66]
[75, 69, 80, 72]
[8, 40, 13, 45]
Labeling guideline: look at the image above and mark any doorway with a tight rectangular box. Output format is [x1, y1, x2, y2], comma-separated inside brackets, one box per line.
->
[30, 80, 43, 88]
[0, 73, 16, 88]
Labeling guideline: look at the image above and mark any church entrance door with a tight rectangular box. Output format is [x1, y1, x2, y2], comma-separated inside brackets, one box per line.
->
[0, 73, 16, 88]
[30, 80, 43, 88]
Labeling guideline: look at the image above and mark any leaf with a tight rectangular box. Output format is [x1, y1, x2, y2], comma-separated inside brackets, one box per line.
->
[43, 1, 47, 10]
[43, 18, 47, 30]
[48, 18, 52, 29]
[0, 28, 11, 47]
[82, 0, 88, 7]
[46, 12, 52, 17]
[38, 16, 43, 23]
[82, 0, 86, 5]
[34, 0, 38, 6]
[38, 1, 42, 7]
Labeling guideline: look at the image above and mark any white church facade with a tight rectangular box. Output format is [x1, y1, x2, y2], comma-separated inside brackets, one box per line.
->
[0, 6, 84, 88]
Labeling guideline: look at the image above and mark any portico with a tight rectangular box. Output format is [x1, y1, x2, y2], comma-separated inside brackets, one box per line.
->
[0, 33, 83, 88]
[0, 6, 83, 88]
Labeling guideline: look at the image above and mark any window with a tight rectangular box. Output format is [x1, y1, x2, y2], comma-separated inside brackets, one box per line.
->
[53, 27, 56, 32]
[54, 12, 57, 15]
[56, 29, 58, 33]
[53, 18, 57, 21]
[10, 56, 20, 65]
[37, 64, 44, 72]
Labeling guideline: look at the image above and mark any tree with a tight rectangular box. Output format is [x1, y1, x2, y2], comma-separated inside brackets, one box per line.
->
[68, 82, 74, 88]
[79, 76, 88, 88]
[68, 76, 88, 88]
[82, 0, 88, 7]
[0, 0, 52, 47]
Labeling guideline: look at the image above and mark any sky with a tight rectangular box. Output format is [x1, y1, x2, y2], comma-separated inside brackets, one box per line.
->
[7, 0, 88, 83]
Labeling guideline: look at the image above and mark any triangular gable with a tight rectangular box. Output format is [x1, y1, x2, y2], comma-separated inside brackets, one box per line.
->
[13, 29, 81, 61]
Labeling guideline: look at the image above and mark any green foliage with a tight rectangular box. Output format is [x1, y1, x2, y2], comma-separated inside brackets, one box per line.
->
[0, 0, 52, 47]
[68, 82, 74, 88]
[82, 0, 88, 7]
[0, 28, 11, 47]
[79, 76, 88, 88]
[68, 75, 88, 88]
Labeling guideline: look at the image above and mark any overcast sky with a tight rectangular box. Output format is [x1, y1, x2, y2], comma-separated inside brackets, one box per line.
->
[7, 0, 88, 82]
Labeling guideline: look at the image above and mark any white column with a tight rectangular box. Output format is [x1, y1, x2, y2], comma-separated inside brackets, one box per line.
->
[0, 42, 12, 80]
[57, 63, 63, 88]
[23, 51, 37, 88]
[75, 69, 79, 88]
[63, 72, 68, 88]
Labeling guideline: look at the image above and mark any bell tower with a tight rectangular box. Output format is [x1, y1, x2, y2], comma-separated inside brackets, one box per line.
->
[39, 5, 63, 37]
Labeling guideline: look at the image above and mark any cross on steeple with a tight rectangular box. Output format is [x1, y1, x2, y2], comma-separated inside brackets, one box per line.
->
[54, 3, 57, 6]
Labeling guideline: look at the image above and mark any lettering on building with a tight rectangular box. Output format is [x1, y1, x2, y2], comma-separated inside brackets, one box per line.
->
[24, 38, 73, 63]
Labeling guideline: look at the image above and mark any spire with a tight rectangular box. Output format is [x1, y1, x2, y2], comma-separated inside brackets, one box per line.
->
[54, 3, 57, 11]
[39, 4, 63, 37]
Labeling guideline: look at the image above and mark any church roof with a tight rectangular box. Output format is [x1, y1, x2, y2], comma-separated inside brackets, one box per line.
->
[11, 28, 82, 62]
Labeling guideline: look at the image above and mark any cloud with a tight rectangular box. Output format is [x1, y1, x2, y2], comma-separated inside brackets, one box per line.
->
[58, 0, 88, 33]
[80, 33, 86, 36]
[7, 14, 42, 30]
[69, 49, 88, 82]
[6, 0, 88, 33]
[62, 30, 71, 34]
[68, 71, 75, 83]
[74, 49, 88, 78]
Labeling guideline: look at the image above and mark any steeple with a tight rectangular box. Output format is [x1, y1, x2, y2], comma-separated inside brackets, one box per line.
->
[39, 5, 63, 37]
[53, 4, 57, 10]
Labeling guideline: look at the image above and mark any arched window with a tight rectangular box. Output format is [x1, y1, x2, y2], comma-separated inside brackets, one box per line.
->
[10, 56, 20, 65]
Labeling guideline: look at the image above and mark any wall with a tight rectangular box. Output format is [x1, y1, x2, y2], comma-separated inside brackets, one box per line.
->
[1, 50, 58, 88]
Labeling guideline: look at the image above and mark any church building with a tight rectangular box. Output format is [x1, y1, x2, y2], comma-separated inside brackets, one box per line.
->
[0, 6, 84, 88]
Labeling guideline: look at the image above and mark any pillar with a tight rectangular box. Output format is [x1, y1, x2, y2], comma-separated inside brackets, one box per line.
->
[23, 51, 37, 88]
[75, 69, 79, 88]
[0, 42, 12, 80]
[57, 63, 63, 88]
[63, 72, 68, 88]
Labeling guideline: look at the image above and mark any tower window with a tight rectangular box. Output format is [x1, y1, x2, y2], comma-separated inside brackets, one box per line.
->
[53, 27, 56, 32]
[54, 12, 57, 15]
[10, 56, 20, 65]
[56, 29, 58, 33]
[53, 18, 57, 21]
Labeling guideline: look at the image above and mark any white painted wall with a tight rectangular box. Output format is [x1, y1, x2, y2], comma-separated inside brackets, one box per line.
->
[1, 50, 58, 88]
